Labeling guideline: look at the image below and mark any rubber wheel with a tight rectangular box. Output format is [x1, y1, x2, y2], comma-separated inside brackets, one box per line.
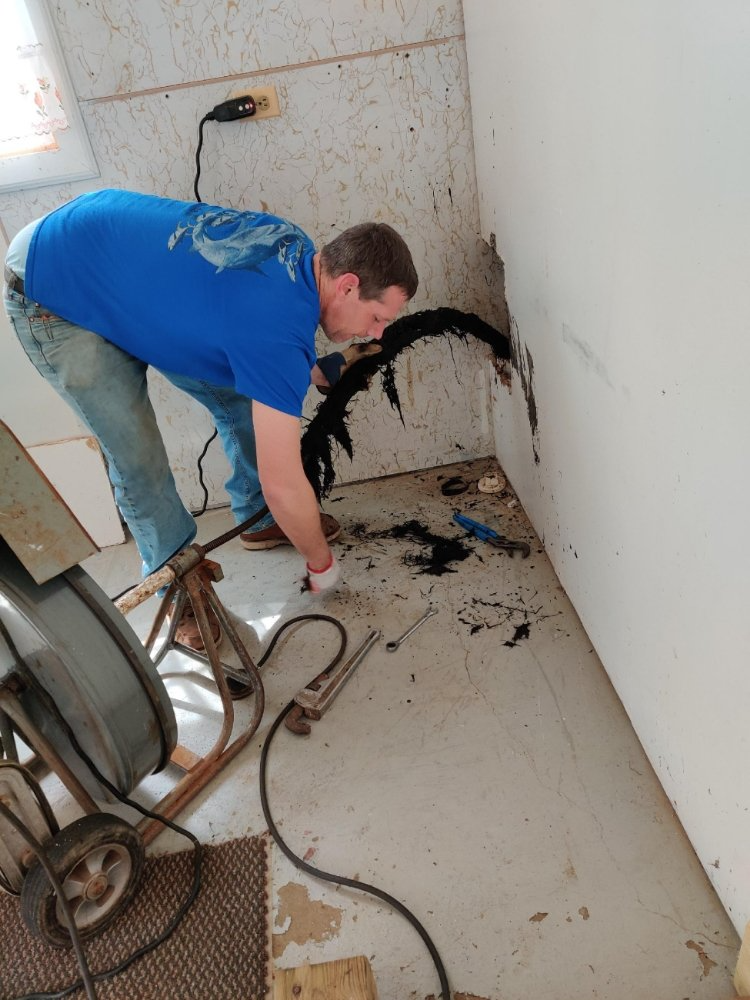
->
[20, 813, 145, 948]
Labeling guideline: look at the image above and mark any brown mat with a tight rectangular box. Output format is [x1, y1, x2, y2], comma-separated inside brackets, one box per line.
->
[0, 835, 270, 1000]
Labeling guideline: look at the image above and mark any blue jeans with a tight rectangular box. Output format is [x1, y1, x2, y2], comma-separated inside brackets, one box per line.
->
[3, 288, 274, 576]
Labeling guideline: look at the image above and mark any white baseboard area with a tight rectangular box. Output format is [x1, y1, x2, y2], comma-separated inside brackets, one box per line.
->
[29, 437, 124, 549]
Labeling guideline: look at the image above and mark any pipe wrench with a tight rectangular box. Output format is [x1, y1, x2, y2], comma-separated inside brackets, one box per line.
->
[453, 512, 531, 558]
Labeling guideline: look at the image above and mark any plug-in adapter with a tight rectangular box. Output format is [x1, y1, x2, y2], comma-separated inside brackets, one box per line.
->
[211, 95, 256, 122]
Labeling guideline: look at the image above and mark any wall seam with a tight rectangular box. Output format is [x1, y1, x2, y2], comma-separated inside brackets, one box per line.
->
[82, 34, 466, 106]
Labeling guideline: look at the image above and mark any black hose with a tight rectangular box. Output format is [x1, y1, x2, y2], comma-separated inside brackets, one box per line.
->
[257, 615, 451, 999]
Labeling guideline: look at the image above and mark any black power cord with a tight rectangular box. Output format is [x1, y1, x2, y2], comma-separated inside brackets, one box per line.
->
[194, 95, 256, 201]
[191, 110, 216, 506]
[191, 95, 256, 512]
[193, 426, 218, 517]
[256, 614, 451, 1000]
[193, 112, 214, 203]
[193, 111, 218, 508]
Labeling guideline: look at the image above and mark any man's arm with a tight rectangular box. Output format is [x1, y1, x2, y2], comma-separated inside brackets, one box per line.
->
[251, 400, 331, 571]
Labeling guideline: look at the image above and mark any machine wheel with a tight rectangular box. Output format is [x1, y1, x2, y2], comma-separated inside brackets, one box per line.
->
[20, 813, 144, 948]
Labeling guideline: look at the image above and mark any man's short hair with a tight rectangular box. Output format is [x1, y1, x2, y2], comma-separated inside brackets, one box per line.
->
[320, 222, 418, 301]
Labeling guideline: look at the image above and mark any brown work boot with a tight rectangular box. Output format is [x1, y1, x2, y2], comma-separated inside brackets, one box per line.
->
[169, 596, 222, 652]
[240, 512, 341, 550]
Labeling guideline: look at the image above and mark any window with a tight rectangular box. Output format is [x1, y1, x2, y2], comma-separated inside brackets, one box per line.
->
[0, 0, 98, 193]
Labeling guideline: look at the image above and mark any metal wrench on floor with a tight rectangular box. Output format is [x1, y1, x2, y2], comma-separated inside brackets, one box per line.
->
[286, 629, 381, 734]
[386, 608, 438, 652]
[453, 512, 531, 558]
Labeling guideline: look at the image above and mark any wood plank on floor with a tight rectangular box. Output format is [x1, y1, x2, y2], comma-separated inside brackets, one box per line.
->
[735, 920, 750, 995]
[273, 956, 378, 999]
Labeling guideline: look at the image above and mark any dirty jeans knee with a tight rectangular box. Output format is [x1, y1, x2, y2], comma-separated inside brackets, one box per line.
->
[158, 368, 275, 530]
[3, 291, 196, 576]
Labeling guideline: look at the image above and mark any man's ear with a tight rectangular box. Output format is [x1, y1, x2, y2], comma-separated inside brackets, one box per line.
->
[335, 272, 360, 297]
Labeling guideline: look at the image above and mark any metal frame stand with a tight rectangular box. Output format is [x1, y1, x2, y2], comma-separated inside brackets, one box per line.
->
[1, 544, 267, 848]
[115, 547, 266, 845]
[0, 418, 272, 939]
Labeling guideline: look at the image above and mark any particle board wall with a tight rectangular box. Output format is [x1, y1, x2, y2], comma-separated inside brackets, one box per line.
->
[0, 0, 506, 517]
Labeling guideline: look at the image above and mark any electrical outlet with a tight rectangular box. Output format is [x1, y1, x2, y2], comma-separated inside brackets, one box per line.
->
[229, 85, 280, 121]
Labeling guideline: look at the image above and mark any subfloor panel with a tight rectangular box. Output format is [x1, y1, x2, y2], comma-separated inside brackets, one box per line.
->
[76, 458, 738, 1000]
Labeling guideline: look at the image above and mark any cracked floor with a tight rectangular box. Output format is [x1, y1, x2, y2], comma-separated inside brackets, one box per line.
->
[80, 457, 739, 1000]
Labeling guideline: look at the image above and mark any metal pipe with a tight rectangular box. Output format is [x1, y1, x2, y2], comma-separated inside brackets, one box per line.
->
[0, 709, 18, 762]
[114, 564, 176, 615]
[183, 572, 234, 761]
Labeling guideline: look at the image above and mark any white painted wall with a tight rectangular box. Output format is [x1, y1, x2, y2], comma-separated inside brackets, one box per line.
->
[463, 1, 750, 934]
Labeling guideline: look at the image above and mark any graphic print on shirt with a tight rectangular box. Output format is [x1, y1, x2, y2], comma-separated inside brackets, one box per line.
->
[167, 205, 311, 281]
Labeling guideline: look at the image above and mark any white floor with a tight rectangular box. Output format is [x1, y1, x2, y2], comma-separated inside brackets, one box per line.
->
[77, 458, 739, 1000]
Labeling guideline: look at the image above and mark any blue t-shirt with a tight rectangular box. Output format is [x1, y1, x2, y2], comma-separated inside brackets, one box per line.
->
[24, 189, 320, 417]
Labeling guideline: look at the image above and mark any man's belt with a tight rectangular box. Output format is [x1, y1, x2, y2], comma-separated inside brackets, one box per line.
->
[4, 266, 25, 296]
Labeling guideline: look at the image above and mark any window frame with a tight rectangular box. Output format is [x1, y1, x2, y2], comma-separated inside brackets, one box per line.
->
[0, 0, 99, 194]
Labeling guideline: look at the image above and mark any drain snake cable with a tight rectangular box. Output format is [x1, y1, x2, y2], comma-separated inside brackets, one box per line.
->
[257, 614, 451, 1000]
[3, 613, 449, 999]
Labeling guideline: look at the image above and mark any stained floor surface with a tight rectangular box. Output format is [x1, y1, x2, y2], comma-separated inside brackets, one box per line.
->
[76, 458, 738, 1000]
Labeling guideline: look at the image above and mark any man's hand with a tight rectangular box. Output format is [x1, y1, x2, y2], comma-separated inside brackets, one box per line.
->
[252, 401, 331, 568]
[313, 342, 383, 394]
[305, 553, 341, 593]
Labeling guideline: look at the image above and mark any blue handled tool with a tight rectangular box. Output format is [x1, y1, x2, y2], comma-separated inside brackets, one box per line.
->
[453, 512, 530, 558]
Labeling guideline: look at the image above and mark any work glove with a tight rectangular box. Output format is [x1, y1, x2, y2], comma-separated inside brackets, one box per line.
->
[305, 553, 341, 593]
[315, 342, 383, 394]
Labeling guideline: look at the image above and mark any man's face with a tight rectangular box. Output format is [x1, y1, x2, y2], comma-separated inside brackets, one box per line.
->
[321, 281, 408, 344]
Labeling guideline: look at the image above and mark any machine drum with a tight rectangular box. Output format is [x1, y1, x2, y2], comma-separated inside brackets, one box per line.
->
[0, 538, 177, 800]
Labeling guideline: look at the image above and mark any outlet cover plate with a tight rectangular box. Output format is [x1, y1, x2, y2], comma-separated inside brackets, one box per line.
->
[229, 85, 280, 120]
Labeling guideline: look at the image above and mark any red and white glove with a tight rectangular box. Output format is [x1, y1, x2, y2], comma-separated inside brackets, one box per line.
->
[305, 553, 341, 593]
